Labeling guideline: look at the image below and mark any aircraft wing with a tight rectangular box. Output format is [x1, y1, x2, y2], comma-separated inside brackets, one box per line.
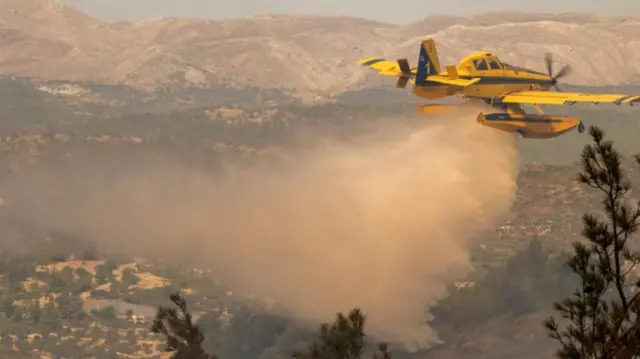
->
[499, 90, 640, 106]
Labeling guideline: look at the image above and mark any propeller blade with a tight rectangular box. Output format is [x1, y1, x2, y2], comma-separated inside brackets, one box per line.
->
[396, 76, 410, 89]
[544, 53, 553, 76]
[397, 58, 411, 74]
[554, 64, 572, 80]
[543, 53, 571, 91]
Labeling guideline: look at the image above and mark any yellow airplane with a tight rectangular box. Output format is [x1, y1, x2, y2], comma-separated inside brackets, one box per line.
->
[357, 39, 640, 139]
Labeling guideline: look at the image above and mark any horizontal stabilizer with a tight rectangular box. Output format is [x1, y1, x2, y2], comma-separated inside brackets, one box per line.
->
[356, 57, 412, 77]
[357, 56, 418, 89]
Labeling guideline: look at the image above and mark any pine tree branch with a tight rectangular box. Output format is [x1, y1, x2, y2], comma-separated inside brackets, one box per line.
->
[546, 125, 640, 359]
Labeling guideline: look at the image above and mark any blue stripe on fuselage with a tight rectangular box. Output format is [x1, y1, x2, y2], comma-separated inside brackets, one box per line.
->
[415, 75, 553, 87]
[461, 75, 552, 85]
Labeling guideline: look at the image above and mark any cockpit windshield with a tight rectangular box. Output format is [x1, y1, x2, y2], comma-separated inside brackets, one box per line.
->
[487, 57, 502, 70]
[473, 59, 488, 70]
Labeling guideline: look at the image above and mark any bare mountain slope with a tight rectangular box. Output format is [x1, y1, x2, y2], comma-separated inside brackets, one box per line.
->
[1, 0, 639, 100]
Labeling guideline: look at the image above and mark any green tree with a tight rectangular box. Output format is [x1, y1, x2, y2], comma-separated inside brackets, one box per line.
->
[40, 299, 61, 333]
[199, 305, 290, 359]
[2, 297, 14, 318]
[105, 328, 119, 346]
[292, 308, 391, 359]
[104, 260, 119, 273]
[126, 328, 137, 344]
[28, 298, 41, 324]
[47, 271, 64, 289]
[47, 266, 76, 291]
[73, 267, 94, 293]
[122, 268, 140, 286]
[544, 126, 640, 359]
[75, 267, 91, 280]
[92, 305, 117, 321]
[151, 292, 216, 359]
[3, 257, 35, 292]
[56, 291, 85, 322]
[12, 306, 24, 322]
[60, 266, 75, 284]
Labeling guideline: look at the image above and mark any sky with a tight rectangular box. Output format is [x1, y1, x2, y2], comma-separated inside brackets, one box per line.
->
[61, 0, 640, 24]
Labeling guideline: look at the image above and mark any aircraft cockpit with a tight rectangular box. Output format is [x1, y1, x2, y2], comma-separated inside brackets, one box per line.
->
[472, 55, 505, 71]
[457, 51, 536, 76]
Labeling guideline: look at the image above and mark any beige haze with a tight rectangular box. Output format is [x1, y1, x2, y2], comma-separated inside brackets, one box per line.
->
[0, 107, 519, 349]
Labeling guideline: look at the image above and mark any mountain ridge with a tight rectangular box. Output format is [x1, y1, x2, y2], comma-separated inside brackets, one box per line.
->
[1, 0, 640, 102]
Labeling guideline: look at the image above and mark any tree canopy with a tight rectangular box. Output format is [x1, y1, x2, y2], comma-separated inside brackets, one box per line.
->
[151, 292, 217, 359]
[545, 125, 640, 359]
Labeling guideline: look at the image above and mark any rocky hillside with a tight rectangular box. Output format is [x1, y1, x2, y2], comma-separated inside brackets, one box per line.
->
[1, 0, 639, 101]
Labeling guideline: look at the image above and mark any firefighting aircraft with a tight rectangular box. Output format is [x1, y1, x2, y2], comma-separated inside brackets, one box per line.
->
[357, 39, 640, 139]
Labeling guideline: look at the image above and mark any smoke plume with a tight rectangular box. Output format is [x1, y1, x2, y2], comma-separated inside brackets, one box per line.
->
[0, 105, 519, 350]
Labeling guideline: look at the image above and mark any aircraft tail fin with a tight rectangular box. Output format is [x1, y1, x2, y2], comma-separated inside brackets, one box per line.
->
[415, 39, 442, 86]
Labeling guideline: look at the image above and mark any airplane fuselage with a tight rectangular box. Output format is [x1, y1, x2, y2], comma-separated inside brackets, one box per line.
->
[412, 51, 555, 102]
[412, 78, 552, 101]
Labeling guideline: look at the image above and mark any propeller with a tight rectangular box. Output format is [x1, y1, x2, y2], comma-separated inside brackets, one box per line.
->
[544, 53, 572, 92]
[395, 58, 413, 89]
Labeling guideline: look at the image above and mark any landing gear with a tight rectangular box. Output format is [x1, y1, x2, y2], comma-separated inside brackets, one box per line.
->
[577, 122, 585, 133]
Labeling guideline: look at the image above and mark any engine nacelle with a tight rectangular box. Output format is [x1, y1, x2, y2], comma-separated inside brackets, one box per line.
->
[476, 112, 584, 139]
